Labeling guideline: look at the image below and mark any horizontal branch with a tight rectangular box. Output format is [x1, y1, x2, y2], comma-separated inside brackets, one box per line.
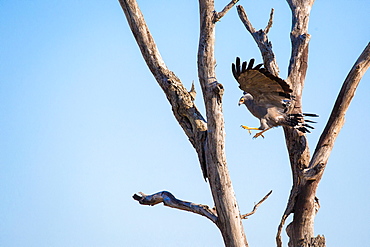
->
[133, 191, 218, 223]
[241, 190, 272, 219]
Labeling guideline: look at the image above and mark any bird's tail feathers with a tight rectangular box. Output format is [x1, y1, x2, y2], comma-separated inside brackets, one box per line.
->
[304, 119, 317, 123]
[303, 113, 319, 117]
[288, 113, 318, 134]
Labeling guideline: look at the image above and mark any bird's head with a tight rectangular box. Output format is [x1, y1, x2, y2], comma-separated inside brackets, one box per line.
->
[238, 97, 245, 106]
[238, 92, 252, 106]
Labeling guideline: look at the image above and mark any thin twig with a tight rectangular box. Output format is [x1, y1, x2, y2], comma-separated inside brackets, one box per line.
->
[264, 8, 274, 34]
[214, 0, 239, 22]
[276, 214, 288, 247]
[241, 190, 272, 219]
[189, 81, 196, 101]
[133, 191, 218, 223]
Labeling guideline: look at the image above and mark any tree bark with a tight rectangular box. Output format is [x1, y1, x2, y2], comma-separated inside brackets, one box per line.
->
[197, 1, 248, 246]
[282, 1, 316, 246]
[120, 0, 248, 246]
[121, 1, 370, 246]
[238, 2, 370, 246]
[283, 3, 370, 247]
[236, 5, 280, 76]
[285, 42, 370, 247]
[118, 0, 208, 179]
[133, 191, 218, 223]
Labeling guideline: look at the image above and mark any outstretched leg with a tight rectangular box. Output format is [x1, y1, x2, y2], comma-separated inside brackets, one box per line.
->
[241, 125, 273, 139]
[252, 127, 272, 139]
[241, 125, 260, 135]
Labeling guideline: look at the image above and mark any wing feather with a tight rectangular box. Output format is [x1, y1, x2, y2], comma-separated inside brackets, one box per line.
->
[232, 57, 293, 108]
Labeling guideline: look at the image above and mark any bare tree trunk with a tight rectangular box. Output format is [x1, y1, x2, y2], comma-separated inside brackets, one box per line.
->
[282, 2, 370, 246]
[121, 0, 370, 246]
[282, 1, 317, 246]
[197, 1, 248, 246]
[120, 0, 248, 246]
[237, 1, 370, 246]
[238, 0, 320, 245]
[285, 42, 370, 247]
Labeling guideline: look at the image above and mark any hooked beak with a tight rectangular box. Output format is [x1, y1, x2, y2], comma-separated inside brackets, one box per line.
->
[238, 98, 244, 106]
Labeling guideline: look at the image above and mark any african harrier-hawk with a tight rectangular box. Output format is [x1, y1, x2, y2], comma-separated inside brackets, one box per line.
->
[232, 57, 318, 138]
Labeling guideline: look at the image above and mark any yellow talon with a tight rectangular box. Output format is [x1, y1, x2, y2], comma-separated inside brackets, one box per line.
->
[253, 132, 265, 139]
[241, 125, 260, 135]
[241, 125, 272, 139]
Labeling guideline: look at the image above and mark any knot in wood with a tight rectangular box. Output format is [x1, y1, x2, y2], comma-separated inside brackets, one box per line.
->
[213, 82, 224, 95]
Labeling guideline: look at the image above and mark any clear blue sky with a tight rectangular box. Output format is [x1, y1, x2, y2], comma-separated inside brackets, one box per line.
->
[1, 1, 369, 246]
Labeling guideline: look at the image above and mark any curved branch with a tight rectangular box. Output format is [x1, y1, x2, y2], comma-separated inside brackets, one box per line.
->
[119, 0, 208, 179]
[236, 5, 279, 76]
[309, 42, 370, 174]
[133, 191, 218, 223]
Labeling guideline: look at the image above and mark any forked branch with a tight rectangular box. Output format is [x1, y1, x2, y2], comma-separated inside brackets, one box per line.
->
[277, 42, 370, 247]
[236, 5, 279, 76]
[214, 0, 239, 22]
[133, 191, 218, 223]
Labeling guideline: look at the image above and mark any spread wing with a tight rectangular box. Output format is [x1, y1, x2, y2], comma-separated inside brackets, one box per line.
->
[232, 57, 293, 108]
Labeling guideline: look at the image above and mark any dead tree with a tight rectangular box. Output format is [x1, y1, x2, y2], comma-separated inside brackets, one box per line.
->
[119, 0, 370, 246]
[236, 2, 369, 246]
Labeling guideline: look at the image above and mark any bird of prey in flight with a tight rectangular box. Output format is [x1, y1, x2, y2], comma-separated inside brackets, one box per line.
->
[232, 57, 318, 138]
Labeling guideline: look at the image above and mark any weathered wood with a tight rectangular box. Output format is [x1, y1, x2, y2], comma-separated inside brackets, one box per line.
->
[198, 1, 248, 246]
[310, 42, 370, 171]
[121, 0, 247, 246]
[118, 0, 208, 179]
[286, 42, 370, 246]
[236, 5, 280, 76]
[237, 1, 327, 246]
[121, 2, 370, 247]
[283, 5, 370, 247]
[214, 0, 239, 22]
[133, 191, 218, 223]
[281, 1, 316, 246]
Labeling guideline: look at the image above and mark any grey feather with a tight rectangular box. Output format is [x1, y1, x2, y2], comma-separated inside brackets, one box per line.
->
[233, 57, 318, 135]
